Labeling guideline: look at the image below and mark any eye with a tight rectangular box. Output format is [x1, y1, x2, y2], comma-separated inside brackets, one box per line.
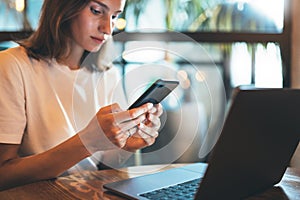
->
[90, 6, 103, 15]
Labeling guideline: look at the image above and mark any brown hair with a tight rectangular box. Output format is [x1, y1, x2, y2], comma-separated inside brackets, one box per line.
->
[19, 0, 90, 62]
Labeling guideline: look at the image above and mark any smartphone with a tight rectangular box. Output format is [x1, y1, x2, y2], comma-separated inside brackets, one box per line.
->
[128, 79, 179, 110]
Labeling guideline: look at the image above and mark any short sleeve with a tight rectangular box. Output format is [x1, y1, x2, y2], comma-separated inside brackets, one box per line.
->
[0, 49, 27, 144]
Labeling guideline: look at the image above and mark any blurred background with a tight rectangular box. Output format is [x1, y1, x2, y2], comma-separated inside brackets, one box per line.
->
[1, 0, 300, 167]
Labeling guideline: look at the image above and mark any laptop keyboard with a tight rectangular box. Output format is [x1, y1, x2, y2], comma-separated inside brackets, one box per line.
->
[139, 178, 201, 200]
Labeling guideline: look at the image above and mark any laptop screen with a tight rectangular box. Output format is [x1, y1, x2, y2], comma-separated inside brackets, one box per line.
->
[104, 87, 300, 200]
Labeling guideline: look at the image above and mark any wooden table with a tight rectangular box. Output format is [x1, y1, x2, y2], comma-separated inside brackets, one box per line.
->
[1, 163, 300, 200]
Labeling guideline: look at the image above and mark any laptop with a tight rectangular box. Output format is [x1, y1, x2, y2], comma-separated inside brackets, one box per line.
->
[103, 87, 300, 199]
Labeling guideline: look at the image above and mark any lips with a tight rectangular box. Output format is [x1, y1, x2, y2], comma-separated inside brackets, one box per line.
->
[91, 36, 105, 44]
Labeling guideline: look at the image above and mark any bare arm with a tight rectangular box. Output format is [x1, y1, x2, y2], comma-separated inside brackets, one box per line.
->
[0, 134, 90, 191]
[0, 103, 161, 191]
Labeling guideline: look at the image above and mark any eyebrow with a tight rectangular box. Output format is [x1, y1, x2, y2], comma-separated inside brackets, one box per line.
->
[91, 0, 123, 14]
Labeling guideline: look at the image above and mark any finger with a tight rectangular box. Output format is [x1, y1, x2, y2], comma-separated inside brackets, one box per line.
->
[153, 103, 163, 116]
[98, 103, 122, 114]
[148, 106, 157, 114]
[129, 103, 154, 118]
[116, 138, 127, 148]
[128, 127, 137, 136]
[124, 130, 131, 138]
[138, 123, 159, 138]
[109, 131, 129, 148]
[137, 129, 156, 146]
[124, 128, 137, 138]
[114, 128, 141, 148]
[115, 113, 146, 132]
[146, 114, 161, 128]
[113, 103, 153, 124]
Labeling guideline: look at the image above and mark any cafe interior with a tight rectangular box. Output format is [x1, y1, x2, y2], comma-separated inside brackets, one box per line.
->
[1, 0, 300, 199]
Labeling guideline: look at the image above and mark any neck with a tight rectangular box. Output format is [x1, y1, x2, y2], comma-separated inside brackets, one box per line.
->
[63, 58, 81, 70]
[62, 47, 85, 70]
[61, 37, 95, 70]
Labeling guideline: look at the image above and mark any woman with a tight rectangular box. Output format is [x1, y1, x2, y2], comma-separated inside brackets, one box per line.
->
[0, 0, 162, 190]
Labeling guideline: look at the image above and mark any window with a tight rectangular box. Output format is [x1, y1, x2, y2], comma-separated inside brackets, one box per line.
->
[113, 0, 289, 164]
[0, 0, 42, 31]
[122, 0, 284, 33]
[0, 0, 292, 164]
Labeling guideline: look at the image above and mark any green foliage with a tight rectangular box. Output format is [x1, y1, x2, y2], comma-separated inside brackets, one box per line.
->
[124, 0, 276, 52]
[122, 0, 149, 27]
[124, 0, 277, 33]
[165, 0, 205, 30]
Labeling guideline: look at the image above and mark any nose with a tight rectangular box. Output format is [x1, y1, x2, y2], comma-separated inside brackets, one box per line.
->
[99, 16, 114, 36]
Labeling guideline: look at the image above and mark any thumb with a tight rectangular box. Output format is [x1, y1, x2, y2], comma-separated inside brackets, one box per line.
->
[98, 103, 122, 115]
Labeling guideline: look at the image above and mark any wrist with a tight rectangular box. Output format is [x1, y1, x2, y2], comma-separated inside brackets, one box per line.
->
[77, 115, 118, 155]
[73, 134, 92, 157]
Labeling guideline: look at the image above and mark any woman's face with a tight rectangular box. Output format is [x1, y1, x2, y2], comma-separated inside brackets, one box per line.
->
[70, 0, 125, 53]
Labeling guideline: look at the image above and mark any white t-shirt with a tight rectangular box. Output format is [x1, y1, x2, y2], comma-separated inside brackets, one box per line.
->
[0, 46, 126, 171]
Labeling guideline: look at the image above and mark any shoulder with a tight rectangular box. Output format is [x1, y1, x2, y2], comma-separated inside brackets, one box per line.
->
[0, 46, 28, 59]
[0, 46, 31, 69]
[0, 46, 41, 82]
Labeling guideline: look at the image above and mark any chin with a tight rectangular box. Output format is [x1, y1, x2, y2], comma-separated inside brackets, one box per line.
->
[89, 45, 103, 53]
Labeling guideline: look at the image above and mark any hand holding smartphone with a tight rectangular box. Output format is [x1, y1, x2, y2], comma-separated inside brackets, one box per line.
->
[128, 79, 179, 110]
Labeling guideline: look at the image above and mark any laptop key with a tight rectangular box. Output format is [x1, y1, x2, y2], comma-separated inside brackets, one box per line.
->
[139, 178, 201, 199]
